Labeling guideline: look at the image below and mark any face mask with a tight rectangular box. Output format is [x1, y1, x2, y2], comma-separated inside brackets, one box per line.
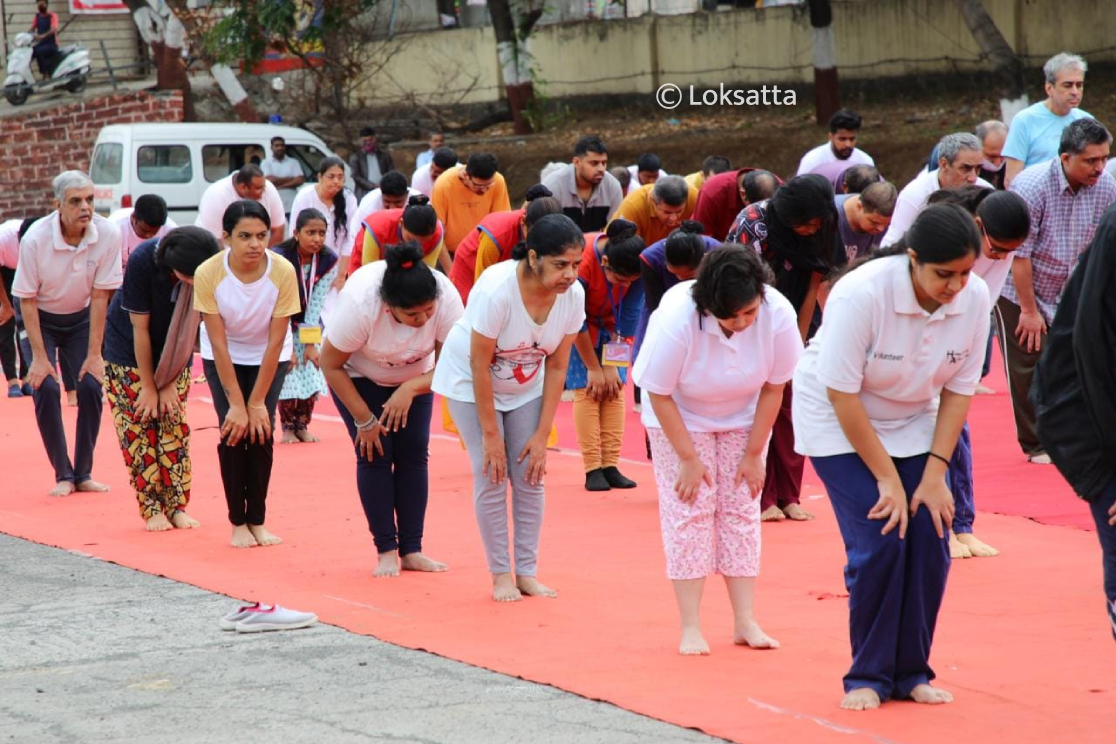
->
[363, 141, 376, 153]
[982, 159, 1005, 172]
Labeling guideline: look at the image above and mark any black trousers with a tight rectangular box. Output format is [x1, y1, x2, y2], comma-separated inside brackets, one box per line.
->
[1, 268, 27, 382]
[203, 359, 288, 526]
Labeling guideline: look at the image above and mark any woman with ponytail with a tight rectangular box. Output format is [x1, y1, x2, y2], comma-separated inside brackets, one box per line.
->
[792, 204, 991, 710]
[273, 208, 340, 444]
[321, 241, 464, 578]
[289, 157, 357, 290]
[925, 186, 1030, 559]
[348, 195, 449, 275]
[637, 220, 719, 349]
[566, 218, 645, 491]
[449, 184, 562, 304]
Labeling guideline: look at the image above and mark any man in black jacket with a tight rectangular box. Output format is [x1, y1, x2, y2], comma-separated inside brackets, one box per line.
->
[1033, 205, 1116, 641]
[349, 127, 395, 200]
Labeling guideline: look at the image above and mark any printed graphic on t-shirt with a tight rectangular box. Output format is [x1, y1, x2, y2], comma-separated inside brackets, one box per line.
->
[376, 348, 433, 368]
[490, 342, 545, 385]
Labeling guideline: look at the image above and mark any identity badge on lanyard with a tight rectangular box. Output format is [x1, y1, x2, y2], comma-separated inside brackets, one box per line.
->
[596, 241, 631, 367]
[297, 254, 322, 345]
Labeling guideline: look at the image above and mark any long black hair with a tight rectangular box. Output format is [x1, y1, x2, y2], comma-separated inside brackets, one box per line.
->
[513, 213, 584, 263]
[380, 241, 440, 309]
[318, 156, 348, 244]
[764, 174, 838, 309]
[664, 220, 707, 269]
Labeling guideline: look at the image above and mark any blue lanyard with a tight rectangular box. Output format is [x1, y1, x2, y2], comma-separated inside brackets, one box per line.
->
[594, 234, 621, 338]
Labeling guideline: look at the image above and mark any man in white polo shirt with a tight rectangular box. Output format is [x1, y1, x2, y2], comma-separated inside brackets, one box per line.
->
[12, 171, 123, 498]
[880, 133, 993, 248]
[412, 147, 457, 198]
[196, 164, 286, 247]
[107, 194, 177, 270]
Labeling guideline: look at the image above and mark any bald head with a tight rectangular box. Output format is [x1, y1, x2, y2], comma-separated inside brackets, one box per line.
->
[976, 120, 1008, 170]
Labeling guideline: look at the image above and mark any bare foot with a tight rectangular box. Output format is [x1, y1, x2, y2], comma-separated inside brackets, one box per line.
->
[957, 532, 999, 557]
[75, 480, 110, 493]
[280, 430, 300, 444]
[841, 688, 881, 711]
[908, 683, 954, 705]
[949, 532, 972, 559]
[231, 525, 258, 548]
[516, 576, 558, 598]
[733, 620, 780, 649]
[295, 429, 320, 443]
[679, 626, 711, 655]
[170, 511, 200, 529]
[782, 504, 815, 521]
[66, 390, 77, 407]
[48, 481, 75, 498]
[401, 553, 448, 572]
[492, 573, 522, 602]
[247, 524, 283, 546]
[373, 552, 401, 577]
[145, 513, 173, 532]
[761, 505, 785, 522]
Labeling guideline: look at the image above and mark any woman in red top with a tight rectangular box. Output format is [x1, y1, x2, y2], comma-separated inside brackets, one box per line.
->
[450, 185, 560, 304]
[566, 219, 646, 492]
[349, 196, 448, 275]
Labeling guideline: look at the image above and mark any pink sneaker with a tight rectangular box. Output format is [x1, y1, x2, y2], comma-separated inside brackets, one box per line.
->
[219, 602, 262, 631]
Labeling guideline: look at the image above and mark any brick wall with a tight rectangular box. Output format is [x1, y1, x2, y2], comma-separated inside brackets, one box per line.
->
[0, 90, 184, 218]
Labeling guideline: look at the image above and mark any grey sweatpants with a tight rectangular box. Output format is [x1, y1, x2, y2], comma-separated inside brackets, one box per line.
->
[448, 397, 545, 576]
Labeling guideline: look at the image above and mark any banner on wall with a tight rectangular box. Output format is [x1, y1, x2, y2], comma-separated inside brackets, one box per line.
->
[70, 0, 130, 13]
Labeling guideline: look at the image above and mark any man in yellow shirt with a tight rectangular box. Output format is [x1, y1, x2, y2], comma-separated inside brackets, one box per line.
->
[431, 153, 512, 256]
[684, 155, 732, 192]
[611, 176, 698, 246]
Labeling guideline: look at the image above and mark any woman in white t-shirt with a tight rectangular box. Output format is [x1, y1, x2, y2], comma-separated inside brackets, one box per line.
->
[289, 157, 358, 287]
[791, 204, 991, 711]
[194, 200, 301, 549]
[925, 187, 1030, 559]
[320, 241, 464, 579]
[632, 246, 802, 656]
[432, 214, 586, 603]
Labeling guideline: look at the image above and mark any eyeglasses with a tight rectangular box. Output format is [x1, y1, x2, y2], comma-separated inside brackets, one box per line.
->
[982, 224, 1020, 256]
[464, 173, 495, 193]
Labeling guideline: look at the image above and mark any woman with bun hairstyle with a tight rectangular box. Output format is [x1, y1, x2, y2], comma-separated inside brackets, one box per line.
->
[432, 214, 586, 602]
[633, 245, 801, 655]
[273, 208, 340, 444]
[322, 241, 464, 578]
[103, 226, 220, 531]
[792, 204, 990, 710]
[450, 185, 562, 304]
[349, 195, 450, 275]
[566, 218, 645, 492]
[925, 186, 1030, 559]
[194, 200, 301, 548]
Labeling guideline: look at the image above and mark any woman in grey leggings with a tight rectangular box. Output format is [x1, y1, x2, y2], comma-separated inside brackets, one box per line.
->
[433, 214, 586, 602]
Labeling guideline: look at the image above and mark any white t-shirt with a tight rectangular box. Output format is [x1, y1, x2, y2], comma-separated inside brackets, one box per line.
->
[792, 255, 991, 458]
[108, 208, 178, 269]
[193, 250, 300, 365]
[324, 261, 463, 386]
[626, 165, 669, 194]
[195, 174, 287, 241]
[261, 155, 305, 213]
[11, 213, 123, 315]
[351, 186, 423, 239]
[412, 162, 457, 198]
[432, 260, 586, 411]
[0, 219, 22, 269]
[880, 168, 994, 248]
[633, 281, 802, 432]
[973, 252, 1013, 303]
[796, 143, 875, 176]
[288, 184, 359, 257]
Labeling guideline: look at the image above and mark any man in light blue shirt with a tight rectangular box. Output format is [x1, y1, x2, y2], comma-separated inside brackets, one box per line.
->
[414, 131, 444, 170]
[1003, 52, 1091, 187]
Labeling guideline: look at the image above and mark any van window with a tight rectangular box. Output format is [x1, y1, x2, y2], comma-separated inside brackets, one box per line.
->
[137, 145, 193, 184]
[203, 143, 267, 182]
[285, 144, 328, 181]
[91, 143, 123, 185]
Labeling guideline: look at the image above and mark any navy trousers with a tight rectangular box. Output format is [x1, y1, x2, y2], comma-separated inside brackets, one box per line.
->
[812, 452, 951, 700]
[1090, 477, 1116, 642]
[17, 304, 103, 484]
[947, 422, 975, 534]
[332, 378, 433, 557]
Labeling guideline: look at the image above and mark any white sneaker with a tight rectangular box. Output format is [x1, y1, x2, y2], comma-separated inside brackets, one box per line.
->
[219, 602, 262, 631]
[632, 403, 642, 413]
[234, 604, 318, 633]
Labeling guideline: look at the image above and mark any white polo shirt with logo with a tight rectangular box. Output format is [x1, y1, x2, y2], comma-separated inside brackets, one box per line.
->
[12, 212, 123, 315]
[792, 254, 990, 458]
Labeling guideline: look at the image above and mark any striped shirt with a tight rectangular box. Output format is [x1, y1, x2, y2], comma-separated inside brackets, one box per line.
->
[1001, 159, 1116, 323]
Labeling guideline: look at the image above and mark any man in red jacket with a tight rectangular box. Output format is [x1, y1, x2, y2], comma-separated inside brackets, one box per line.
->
[692, 168, 779, 241]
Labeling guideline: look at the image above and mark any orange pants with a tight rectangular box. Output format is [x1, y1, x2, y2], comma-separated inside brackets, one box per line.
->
[572, 388, 625, 472]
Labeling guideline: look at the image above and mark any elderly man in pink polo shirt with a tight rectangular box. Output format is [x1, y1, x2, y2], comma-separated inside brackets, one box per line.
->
[12, 171, 123, 497]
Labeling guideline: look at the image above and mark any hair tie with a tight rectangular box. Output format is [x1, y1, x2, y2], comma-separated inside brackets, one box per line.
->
[401, 260, 414, 269]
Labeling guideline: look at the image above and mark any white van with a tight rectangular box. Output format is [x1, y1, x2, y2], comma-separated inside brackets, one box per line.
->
[90, 123, 351, 223]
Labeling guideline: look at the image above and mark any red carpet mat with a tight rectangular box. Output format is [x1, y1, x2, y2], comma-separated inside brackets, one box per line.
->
[0, 354, 1110, 744]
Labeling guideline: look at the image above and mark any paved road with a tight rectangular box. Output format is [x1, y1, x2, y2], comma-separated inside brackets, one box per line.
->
[0, 533, 724, 744]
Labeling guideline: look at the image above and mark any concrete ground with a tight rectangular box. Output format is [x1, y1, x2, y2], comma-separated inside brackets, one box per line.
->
[0, 533, 724, 744]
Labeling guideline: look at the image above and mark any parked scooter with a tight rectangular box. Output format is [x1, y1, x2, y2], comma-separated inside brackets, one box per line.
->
[4, 31, 91, 106]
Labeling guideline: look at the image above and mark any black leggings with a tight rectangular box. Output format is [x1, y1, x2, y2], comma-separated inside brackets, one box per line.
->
[204, 359, 288, 526]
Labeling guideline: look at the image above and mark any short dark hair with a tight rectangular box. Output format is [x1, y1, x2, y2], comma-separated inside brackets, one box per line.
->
[360, 127, 376, 138]
[842, 164, 880, 194]
[512, 213, 584, 262]
[466, 153, 499, 181]
[270, 136, 285, 146]
[221, 199, 271, 235]
[828, 109, 863, 133]
[574, 136, 607, 158]
[380, 241, 440, 309]
[235, 163, 264, 185]
[637, 152, 661, 173]
[432, 147, 457, 170]
[1060, 118, 1113, 156]
[743, 170, 778, 204]
[691, 245, 771, 319]
[702, 156, 732, 176]
[155, 226, 220, 277]
[380, 171, 409, 197]
[610, 166, 631, 190]
[859, 181, 898, 218]
[133, 194, 169, 228]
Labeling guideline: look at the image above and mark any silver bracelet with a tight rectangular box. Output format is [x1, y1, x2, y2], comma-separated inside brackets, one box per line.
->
[355, 414, 378, 431]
